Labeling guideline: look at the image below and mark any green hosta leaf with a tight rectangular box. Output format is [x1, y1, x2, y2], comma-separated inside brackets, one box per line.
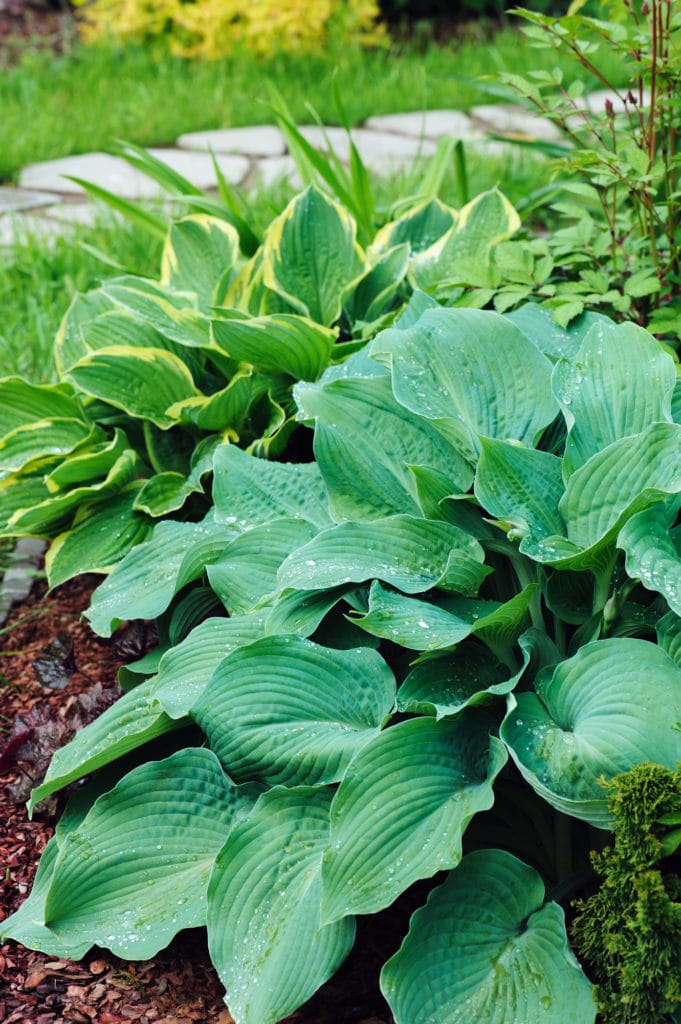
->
[295, 375, 472, 521]
[380, 849, 596, 1024]
[191, 636, 395, 786]
[322, 711, 507, 922]
[211, 313, 336, 382]
[262, 185, 365, 326]
[341, 243, 410, 327]
[352, 581, 534, 653]
[45, 486, 152, 588]
[619, 498, 681, 615]
[474, 438, 566, 542]
[212, 444, 332, 530]
[28, 678, 183, 813]
[80, 310, 204, 381]
[160, 214, 239, 310]
[86, 515, 239, 637]
[264, 585, 353, 638]
[207, 786, 355, 1024]
[278, 515, 486, 595]
[656, 610, 681, 669]
[40, 749, 253, 959]
[207, 517, 317, 615]
[67, 346, 199, 429]
[507, 303, 611, 362]
[501, 638, 681, 827]
[371, 198, 456, 256]
[45, 428, 132, 490]
[371, 307, 556, 462]
[168, 367, 265, 435]
[54, 289, 115, 375]
[552, 320, 675, 474]
[0, 419, 95, 476]
[153, 613, 268, 718]
[133, 436, 218, 517]
[0, 377, 84, 435]
[102, 276, 210, 346]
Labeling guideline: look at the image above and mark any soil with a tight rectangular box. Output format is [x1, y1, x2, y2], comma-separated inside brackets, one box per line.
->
[0, 0, 76, 63]
[0, 569, 405, 1024]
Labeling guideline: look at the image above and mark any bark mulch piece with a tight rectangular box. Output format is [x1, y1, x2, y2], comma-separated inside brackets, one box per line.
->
[0, 571, 395, 1023]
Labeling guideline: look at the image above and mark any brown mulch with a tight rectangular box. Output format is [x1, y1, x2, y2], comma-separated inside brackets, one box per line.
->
[0, 570, 397, 1023]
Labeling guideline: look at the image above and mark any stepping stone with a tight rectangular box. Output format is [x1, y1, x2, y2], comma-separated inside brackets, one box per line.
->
[0, 538, 47, 628]
[583, 87, 651, 114]
[297, 126, 437, 170]
[365, 110, 480, 141]
[249, 155, 302, 189]
[20, 150, 250, 200]
[178, 125, 286, 157]
[470, 104, 564, 143]
[42, 201, 108, 226]
[0, 212, 67, 247]
[0, 185, 60, 214]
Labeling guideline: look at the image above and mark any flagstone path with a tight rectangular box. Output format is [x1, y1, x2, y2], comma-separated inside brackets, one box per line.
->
[0, 90, 631, 246]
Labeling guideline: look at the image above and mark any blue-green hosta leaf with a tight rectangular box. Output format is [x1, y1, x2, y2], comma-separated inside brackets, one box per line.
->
[507, 302, 612, 362]
[501, 638, 681, 827]
[341, 243, 410, 327]
[619, 498, 681, 615]
[408, 189, 520, 295]
[278, 515, 487, 595]
[160, 214, 240, 310]
[67, 346, 200, 429]
[28, 677, 183, 813]
[398, 641, 522, 718]
[207, 786, 355, 1024]
[657, 611, 681, 669]
[322, 711, 507, 922]
[370, 198, 457, 256]
[39, 749, 253, 959]
[294, 375, 472, 521]
[212, 444, 332, 531]
[352, 581, 534, 654]
[380, 849, 596, 1024]
[0, 418, 96, 476]
[191, 636, 395, 787]
[45, 486, 152, 588]
[102, 276, 210, 346]
[133, 435, 218, 518]
[207, 518, 318, 615]
[474, 438, 566, 542]
[262, 186, 365, 327]
[0, 377, 84, 436]
[211, 313, 336, 382]
[86, 515, 240, 637]
[552, 320, 675, 475]
[371, 307, 556, 462]
[153, 613, 268, 718]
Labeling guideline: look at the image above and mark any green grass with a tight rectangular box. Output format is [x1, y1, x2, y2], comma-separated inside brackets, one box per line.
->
[0, 20, 629, 183]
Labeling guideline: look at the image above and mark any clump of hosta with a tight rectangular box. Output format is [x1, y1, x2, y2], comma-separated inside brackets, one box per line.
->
[6, 300, 681, 1023]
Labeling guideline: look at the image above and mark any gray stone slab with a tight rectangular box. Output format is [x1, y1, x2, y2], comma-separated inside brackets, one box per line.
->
[583, 87, 651, 114]
[42, 201, 106, 226]
[147, 148, 251, 188]
[365, 109, 479, 141]
[470, 104, 563, 143]
[0, 212, 68, 248]
[0, 538, 47, 627]
[178, 125, 286, 157]
[297, 125, 437, 170]
[249, 155, 302, 189]
[0, 186, 61, 214]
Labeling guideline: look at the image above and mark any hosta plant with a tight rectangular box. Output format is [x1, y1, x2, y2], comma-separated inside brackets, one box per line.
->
[0, 183, 519, 594]
[5, 300, 681, 1023]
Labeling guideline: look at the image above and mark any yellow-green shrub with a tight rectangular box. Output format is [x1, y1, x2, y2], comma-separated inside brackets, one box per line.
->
[73, 0, 386, 59]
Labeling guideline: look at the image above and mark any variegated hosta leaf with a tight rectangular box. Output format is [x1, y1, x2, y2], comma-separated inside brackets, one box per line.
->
[341, 243, 410, 327]
[102, 276, 211, 346]
[191, 635, 396, 786]
[133, 436, 218, 517]
[45, 427, 133, 490]
[160, 214, 240, 310]
[262, 185, 365, 326]
[28, 677, 184, 813]
[0, 376, 84, 436]
[207, 517, 317, 615]
[207, 786, 355, 1024]
[153, 613, 268, 718]
[501, 638, 681, 827]
[35, 750, 253, 959]
[371, 306, 556, 462]
[321, 711, 507, 922]
[619, 497, 681, 615]
[80, 310, 204, 380]
[294, 374, 472, 521]
[380, 849, 596, 1024]
[168, 367, 263, 434]
[278, 515, 487, 595]
[212, 443, 332, 531]
[0, 418, 96, 476]
[351, 581, 534, 654]
[86, 515, 240, 637]
[370, 197, 457, 257]
[45, 486, 152, 588]
[211, 313, 336, 382]
[66, 346, 199, 429]
[552, 319, 675, 475]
